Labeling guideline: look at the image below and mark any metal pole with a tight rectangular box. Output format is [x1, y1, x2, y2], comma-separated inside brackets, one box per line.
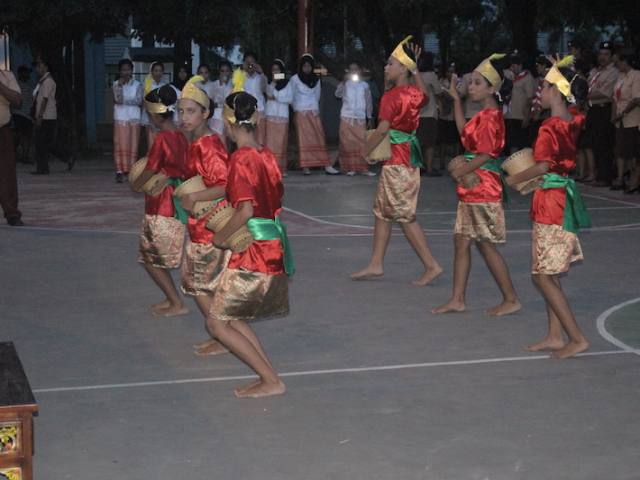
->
[343, 4, 348, 61]
[297, 0, 313, 57]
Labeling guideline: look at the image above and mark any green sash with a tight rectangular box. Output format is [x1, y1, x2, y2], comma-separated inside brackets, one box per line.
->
[167, 178, 189, 225]
[540, 173, 591, 233]
[463, 152, 509, 203]
[389, 129, 423, 168]
[247, 216, 295, 277]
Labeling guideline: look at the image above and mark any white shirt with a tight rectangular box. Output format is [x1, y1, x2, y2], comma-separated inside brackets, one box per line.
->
[419, 71, 442, 119]
[113, 79, 142, 123]
[335, 79, 372, 120]
[244, 73, 266, 112]
[211, 79, 232, 120]
[290, 74, 321, 112]
[265, 81, 293, 119]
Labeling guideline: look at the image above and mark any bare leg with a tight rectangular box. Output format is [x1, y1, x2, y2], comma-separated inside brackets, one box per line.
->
[576, 149, 586, 179]
[351, 218, 392, 280]
[432, 234, 471, 313]
[228, 319, 275, 393]
[192, 295, 228, 356]
[532, 274, 589, 359]
[476, 241, 522, 316]
[206, 317, 285, 398]
[425, 146, 435, 173]
[614, 157, 625, 186]
[524, 275, 565, 351]
[400, 221, 443, 286]
[143, 265, 188, 316]
[584, 149, 595, 181]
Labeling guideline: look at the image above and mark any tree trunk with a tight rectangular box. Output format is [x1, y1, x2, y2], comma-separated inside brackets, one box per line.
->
[503, 0, 538, 64]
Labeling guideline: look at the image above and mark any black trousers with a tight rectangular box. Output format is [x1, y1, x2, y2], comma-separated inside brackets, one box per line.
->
[0, 125, 21, 220]
[586, 103, 615, 183]
[34, 119, 69, 173]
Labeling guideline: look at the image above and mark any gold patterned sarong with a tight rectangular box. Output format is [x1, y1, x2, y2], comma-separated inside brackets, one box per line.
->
[373, 164, 420, 223]
[138, 214, 186, 268]
[209, 269, 289, 322]
[454, 201, 506, 243]
[531, 222, 583, 275]
[180, 240, 231, 296]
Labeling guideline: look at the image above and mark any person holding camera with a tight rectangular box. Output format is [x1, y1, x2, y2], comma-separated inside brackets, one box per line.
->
[335, 61, 375, 176]
[242, 52, 268, 146]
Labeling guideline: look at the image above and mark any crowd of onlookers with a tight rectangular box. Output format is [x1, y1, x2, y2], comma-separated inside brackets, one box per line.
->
[420, 40, 640, 193]
[1, 39, 638, 226]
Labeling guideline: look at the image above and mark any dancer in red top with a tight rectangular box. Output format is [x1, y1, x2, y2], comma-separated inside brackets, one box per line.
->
[506, 56, 591, 359]
[133, 85, 190, 317]
[205, 91, 293, 398]
[177, 76, 230, 356]
[351, 36, 442, 285]
[433, 54, 521, 316]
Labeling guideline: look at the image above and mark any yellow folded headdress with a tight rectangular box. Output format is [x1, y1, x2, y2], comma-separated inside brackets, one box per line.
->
[391, 35, 417, 72]
[474, 53, 506, 90]
[224, 92, 259, 126]
[544, 55, 577, 103]
[144, 95, 175, 115]
[181, 75, 210, 110]
[224, 69, 250, 123]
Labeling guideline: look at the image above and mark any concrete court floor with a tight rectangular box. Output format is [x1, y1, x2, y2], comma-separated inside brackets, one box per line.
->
[1, 160, 640, 480]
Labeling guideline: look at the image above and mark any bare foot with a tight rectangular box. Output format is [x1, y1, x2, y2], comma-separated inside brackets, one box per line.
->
[194, 339, 228, 356]
[350, 266, 384, 281]
[411, 265, 443, 286]
[156, 304, 189, 317]
[523, 338, 565, 352]
[150, 300, 171, 314]
[234, 379, 286, 398]
[233, 378, 261, 396]
[486, 300, 522, 316]
[431, 299, 466, 314]
[550, 340, 590, 359]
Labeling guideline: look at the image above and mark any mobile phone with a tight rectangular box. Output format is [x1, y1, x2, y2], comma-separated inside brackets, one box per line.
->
[274, 73, 285, 80]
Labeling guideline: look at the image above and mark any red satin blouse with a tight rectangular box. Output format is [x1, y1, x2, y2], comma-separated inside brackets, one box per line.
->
[227, 147, 285, 275]
[184, 134, 229, 243]
[144, 130, 189, 216]
[530, 114, 585, 225]
[456, 108, 505, 203]
[378, 85, 427, 167]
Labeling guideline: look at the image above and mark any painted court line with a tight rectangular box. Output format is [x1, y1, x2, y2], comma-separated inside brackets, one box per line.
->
[4, 222, 640, 238]
[582, 192, 640, 207]
[312, 205, 640, 218]
[32, 349, 633, 394]
[596, 297, 640, 355]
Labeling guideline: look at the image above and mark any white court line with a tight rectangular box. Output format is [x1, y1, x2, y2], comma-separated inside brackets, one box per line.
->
[32, 349, 633, 394]
[596, 297, 640, 355]
[313, 205, 640, 218]
[283, 206, 374, 229]
[4, 223, 640, 238]
[582, 192, 640, 207]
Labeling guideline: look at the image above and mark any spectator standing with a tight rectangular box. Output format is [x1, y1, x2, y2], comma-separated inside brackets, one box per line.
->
[586, 41, 619, 186]
[32, 59, 74, 175]
[242, 52, 268, 145]
[11, 65, 34, 163]
[112, 58, 143, 183]
[612, 49, 640, 192]
[335, 61, 375, 176]
[0, 67, 23, 225]
[437, 63, 462, 165]
[417, 52, 443, 176]
[504, 52, 536, 153]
